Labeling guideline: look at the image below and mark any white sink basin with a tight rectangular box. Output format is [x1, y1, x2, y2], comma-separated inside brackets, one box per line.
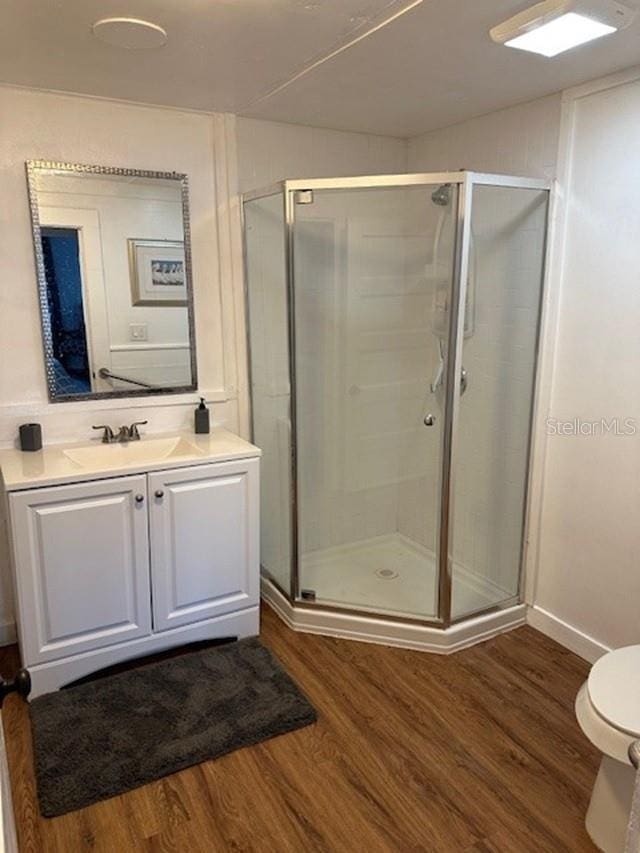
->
[64, 436, 205, 469]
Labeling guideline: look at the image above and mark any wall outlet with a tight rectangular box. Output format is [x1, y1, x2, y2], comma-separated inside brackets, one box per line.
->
[129, 323, 148, 342]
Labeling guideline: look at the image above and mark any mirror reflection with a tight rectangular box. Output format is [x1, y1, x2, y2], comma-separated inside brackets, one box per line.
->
[27, 163, 197, 401]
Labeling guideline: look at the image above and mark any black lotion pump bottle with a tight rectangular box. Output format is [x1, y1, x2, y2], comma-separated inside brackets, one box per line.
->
[195, 397, 210, 434]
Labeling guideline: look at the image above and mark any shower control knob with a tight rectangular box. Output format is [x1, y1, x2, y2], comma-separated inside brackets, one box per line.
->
[424, 414, 435, 427]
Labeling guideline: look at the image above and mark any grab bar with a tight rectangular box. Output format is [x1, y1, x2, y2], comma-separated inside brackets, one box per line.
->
[98, 368, 156, 389]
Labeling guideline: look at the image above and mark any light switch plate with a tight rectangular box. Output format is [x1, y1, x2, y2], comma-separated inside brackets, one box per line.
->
[129, 323, 148, 342]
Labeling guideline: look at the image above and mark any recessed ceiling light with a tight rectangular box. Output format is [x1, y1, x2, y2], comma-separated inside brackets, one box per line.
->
[490, 0, 635, 57]
[92, 17, 168, 50]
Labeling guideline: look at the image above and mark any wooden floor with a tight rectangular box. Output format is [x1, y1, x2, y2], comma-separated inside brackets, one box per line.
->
[1, 605, 599, 852]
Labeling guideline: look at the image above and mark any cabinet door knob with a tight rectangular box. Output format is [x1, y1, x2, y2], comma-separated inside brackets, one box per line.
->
[135, 494, 145, 504]
[155, 490, 164, 499]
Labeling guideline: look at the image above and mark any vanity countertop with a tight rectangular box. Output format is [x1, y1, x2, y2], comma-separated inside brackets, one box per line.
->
[0, 428, 261, 492]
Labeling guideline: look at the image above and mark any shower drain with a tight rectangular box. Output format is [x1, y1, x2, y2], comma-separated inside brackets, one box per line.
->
[375, 568, 399, 580]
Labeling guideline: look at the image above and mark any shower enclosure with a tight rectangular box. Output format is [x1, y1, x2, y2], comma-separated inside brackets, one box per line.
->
[243, 172, 549, 648]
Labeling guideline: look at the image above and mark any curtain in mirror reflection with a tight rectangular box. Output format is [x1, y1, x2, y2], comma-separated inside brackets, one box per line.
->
[41, 227, 92, 395]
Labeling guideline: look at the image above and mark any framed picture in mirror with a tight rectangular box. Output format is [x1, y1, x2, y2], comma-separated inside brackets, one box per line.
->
[128, 239, 187, 306]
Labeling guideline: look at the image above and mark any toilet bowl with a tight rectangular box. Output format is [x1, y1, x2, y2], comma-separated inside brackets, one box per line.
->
[576, 645, 640, 853]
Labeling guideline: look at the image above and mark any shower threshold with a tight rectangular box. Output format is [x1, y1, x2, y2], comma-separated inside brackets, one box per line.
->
[261, 533, 526, 654]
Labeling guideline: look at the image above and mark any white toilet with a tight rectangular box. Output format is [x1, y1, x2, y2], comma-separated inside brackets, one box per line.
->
[576, 646, 640, 853]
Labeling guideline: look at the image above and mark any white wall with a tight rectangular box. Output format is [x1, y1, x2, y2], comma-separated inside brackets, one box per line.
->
[408, 94, 561, 179]
[1, 88, 224, 416]
[0, 86, 244, 641]
[528, 68, 640, 661]
[236, 116, 407, 192]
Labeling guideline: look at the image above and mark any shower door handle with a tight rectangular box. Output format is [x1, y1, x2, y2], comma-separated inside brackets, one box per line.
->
[431, 366, 468, 396]
[460, 367, 468, 396]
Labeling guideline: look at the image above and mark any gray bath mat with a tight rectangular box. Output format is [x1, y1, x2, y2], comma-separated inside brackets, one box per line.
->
[30, 637, 317, 817]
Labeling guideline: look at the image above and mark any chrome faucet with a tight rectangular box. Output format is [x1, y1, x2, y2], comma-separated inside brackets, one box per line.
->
[127, 421, 148, 440]
[92, 421, 148, 443]
[92, 425, 115, 444]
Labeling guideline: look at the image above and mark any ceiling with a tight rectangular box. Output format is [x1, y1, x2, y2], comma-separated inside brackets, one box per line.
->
[2, 0, 640, 138]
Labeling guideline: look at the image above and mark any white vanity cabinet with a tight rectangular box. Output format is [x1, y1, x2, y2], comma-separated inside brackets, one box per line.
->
[0, 430, 260, 697]
[9, 474, 152, 665]
[148, 460, 259, 631]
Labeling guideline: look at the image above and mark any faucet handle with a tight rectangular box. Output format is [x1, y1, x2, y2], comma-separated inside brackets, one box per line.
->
[129, 420, 148, 440]
[92, 425, 115, 443]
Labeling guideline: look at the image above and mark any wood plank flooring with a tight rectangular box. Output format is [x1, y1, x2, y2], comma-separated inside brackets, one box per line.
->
[1, 605, 599, 852]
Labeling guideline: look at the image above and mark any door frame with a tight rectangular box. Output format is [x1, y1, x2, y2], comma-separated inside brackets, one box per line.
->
[38, 205, 112, 392]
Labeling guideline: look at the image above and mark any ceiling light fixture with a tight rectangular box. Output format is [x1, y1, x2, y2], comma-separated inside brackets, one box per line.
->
[490, 0, 635, 57]
[92, 17, 168, 50]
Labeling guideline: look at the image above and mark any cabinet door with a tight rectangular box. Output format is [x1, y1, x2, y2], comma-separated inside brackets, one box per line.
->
[9, 475, 151, 665]
[149, 458, 259, 632]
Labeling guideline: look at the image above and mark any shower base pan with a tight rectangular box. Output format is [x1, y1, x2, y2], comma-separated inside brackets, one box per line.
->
[301, 533, 505, 620]
[261, 533, 526, 654]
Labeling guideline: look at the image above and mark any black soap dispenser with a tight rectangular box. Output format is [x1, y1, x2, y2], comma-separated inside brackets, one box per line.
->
[194, 397, 210, 434]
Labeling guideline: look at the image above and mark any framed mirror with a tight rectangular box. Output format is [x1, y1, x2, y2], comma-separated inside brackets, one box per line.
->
[26, 161, 198, 402]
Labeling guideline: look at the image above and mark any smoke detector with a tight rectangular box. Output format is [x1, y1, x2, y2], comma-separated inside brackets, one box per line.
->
[92, 18, 168, 50]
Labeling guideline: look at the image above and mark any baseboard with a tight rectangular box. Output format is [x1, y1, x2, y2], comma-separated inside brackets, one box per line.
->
[526, 606, 611, 663]
[262, 577, 526, 655]
[0, 622, 16, 648]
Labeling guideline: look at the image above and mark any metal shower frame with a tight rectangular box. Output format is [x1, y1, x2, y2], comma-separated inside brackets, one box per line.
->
[242, 171, 550, 629]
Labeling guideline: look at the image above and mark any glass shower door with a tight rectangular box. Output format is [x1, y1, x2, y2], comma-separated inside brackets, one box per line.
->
[244, 193, 292, 596]
[292, 183, 458, 620]
[450, 184, 548, 620]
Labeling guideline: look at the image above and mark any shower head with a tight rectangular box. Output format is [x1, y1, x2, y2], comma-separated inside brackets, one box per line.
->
[431, 184, 451, 206]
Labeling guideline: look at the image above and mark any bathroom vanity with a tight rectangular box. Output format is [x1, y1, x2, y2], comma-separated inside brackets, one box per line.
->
[0, 429, 260, 697]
